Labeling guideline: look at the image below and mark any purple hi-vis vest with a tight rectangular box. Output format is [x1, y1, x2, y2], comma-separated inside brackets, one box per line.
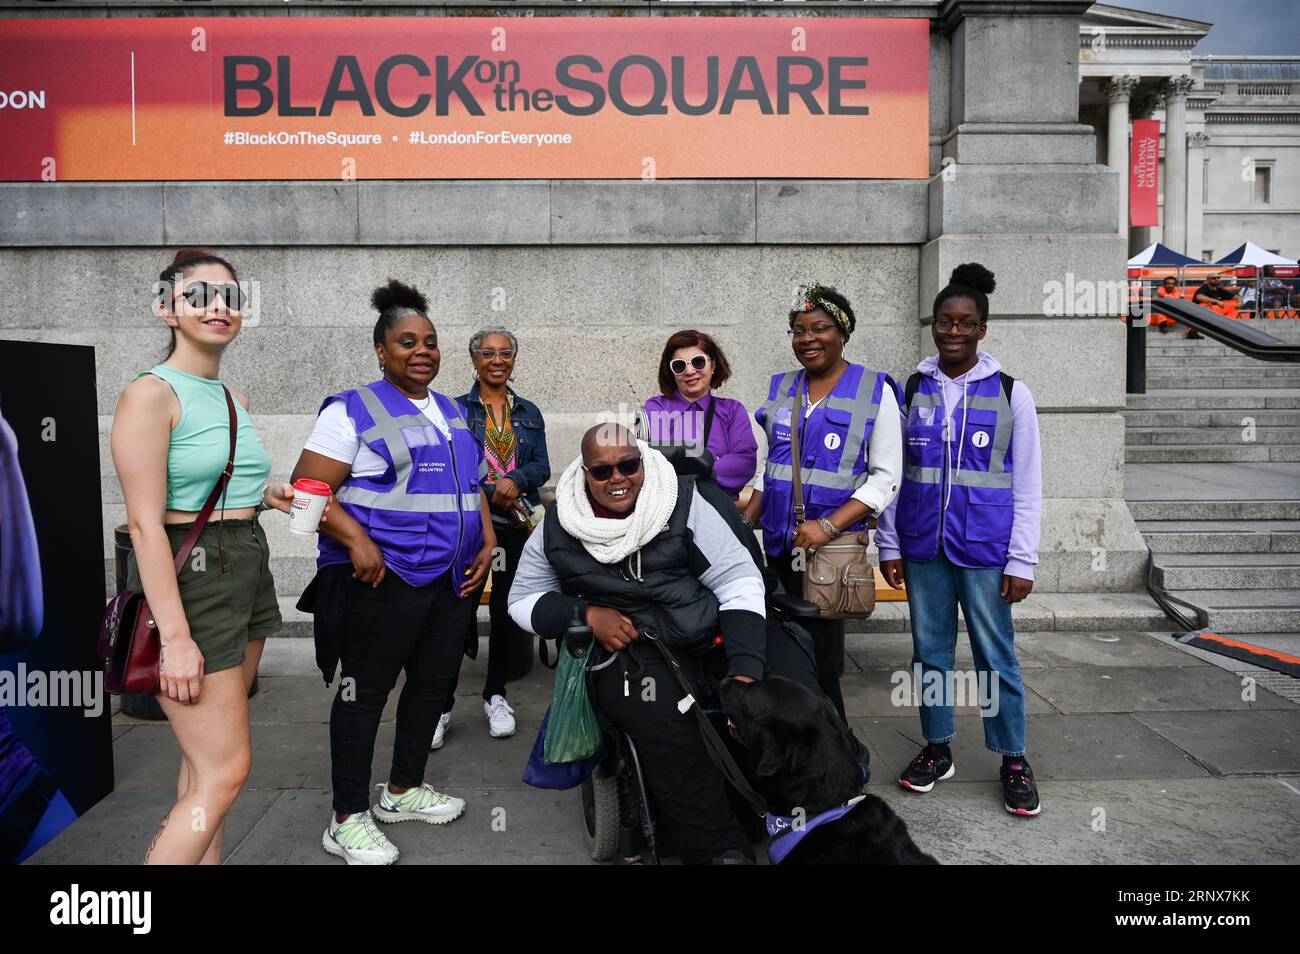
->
[895, 373, 1015, 568]
[754, 363, 893, 558]
[317, 380, 483, 587]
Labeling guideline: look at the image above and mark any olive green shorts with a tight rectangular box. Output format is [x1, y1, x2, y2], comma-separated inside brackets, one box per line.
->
[125, 517, 281, 674]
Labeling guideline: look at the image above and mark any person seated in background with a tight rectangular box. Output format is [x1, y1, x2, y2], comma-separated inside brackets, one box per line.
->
[1151, 276, 1180, 333]
[1193, 275, 1241, 317]
[1260, 266, 1291, 317]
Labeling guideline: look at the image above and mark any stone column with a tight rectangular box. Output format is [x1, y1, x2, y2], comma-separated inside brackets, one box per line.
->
[1106, 76, 1139, 235]
[1186, 131, 1210, 260]
[1160, 75, 1195, 251]
[930, 0, 1145, 591]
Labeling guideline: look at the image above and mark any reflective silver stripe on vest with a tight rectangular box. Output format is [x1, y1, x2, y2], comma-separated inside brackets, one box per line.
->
[335, 487, 479, 512]
[823, 368, 882, 487]
[757, 371, 799, 443]
[905, 381, 1013, 489]
[344, 386, 476, 510]
[759, 368, 881, 489]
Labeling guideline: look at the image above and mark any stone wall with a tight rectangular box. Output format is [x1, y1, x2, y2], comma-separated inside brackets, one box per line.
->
[0, 0, 1149, 596]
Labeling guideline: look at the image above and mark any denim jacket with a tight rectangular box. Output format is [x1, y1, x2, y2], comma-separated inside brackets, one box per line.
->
[456, 382, 550, 508]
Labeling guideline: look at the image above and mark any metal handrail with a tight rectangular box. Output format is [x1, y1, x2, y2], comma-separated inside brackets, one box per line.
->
[1148, 298, 1300, 363]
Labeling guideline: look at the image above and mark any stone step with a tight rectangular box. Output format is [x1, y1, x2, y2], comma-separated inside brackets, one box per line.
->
[1153, 553, 1300, 590]
[1124, 425, 1300, 446]
[1145, 375, 1300, 391]
[1163, 588, 1300, 634]
[1125, 444, 1300, 463]
[1122, 409, 1300, 427]
[1129, 499, 1300, 521]
[1125, 390, 1300, 410]
[1139, 519, 1300, 554]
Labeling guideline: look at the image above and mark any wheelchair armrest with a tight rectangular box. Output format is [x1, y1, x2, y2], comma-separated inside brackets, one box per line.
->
[769, 590, 821, 620]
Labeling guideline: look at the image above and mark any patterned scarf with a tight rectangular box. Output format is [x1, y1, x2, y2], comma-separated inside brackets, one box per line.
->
[483, 395, 517, 481]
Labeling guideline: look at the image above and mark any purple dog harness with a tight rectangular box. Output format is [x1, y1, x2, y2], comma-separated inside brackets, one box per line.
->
[765, 794, 867, 865]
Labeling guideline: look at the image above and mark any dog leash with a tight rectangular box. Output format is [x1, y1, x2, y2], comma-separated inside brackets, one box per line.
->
[641, 631, 769, 818]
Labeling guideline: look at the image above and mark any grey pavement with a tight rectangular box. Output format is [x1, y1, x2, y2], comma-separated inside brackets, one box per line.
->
[28, 629, 1300, 866]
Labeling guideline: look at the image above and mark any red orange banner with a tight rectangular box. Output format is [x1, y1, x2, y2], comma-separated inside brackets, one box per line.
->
[1130, 118, 1160, 227]
[0, 17, 929, 181]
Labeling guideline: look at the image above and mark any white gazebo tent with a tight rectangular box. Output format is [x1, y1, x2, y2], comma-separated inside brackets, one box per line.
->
[1215, 242, 1297, 269]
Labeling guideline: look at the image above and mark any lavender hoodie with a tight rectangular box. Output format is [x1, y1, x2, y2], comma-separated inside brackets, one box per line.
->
[874, 352, 1042, 580]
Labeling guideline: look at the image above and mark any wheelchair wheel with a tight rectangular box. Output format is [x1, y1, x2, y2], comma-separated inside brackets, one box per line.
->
[579, 767, 620, 862]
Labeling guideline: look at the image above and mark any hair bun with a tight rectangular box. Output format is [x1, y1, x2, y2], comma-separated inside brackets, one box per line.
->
[170, 247, 217, 266]
[371, 278, 428, 315]
[949, 263, 996, 296]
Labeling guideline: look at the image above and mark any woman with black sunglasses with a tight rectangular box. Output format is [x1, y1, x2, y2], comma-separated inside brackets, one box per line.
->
[112, 248, 302, 863]
[742, 284, 903, 723]
[641, 330, 758, 501]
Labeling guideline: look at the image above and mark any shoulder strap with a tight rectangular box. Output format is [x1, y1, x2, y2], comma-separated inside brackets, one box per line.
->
[702, 395, 717, 447]
[999, 371, 1015, 404]
[904, 372, 922, 410]
[169, 386, 238, 576]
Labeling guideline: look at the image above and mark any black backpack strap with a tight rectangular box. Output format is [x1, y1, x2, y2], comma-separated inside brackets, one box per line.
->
[702, 395, 717, 447]
[904, 371, 922, 410]
[999, 372, 1015, 404]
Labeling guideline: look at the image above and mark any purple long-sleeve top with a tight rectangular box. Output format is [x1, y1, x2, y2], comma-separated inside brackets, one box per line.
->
[642, 391, 759, 500]
[874, 352, 1043, 580]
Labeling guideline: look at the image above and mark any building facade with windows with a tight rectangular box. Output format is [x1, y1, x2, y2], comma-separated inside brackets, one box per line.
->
[1079, 3, 1300, 261]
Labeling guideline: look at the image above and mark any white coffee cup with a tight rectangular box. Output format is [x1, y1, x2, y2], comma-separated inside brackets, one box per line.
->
[289, 478, 331, 534]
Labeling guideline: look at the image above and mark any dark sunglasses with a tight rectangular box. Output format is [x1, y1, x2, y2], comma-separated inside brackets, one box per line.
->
[583, 456, 642, 482]
[177, 281, 246, 311]
[669, 355, 709, 376]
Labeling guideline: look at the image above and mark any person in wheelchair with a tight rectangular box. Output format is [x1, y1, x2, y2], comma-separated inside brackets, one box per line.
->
[509, 423, 822, 864]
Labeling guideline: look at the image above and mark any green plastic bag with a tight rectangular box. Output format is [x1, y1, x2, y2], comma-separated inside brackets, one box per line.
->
[543, 643, 602, 764]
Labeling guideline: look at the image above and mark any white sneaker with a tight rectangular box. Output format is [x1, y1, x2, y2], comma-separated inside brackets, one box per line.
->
[322, 810, 399, 866]
[430, 711, 451, 751]
[373, 782, 465, 825]
[485, 694, 516, 738]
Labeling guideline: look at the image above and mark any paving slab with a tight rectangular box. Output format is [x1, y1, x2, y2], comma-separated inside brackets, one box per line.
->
[111, 722, 331, 792]
[26, 789, 283, 866]
[224, 788, 596, 866]
[1131, 709, 1300, 776]
[840, 668, 1058, 719]
[1013, 631, 1195, 669]
[853, 713, 1208, 783]
[872, 777, 1300, 864]
[1022, 664, 1294, 714]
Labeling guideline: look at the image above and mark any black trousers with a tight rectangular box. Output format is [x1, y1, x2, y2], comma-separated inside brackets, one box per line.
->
[769, 550, 849, 723]
[330, 570, 473, 815]
[591, 622, 820, 865]
[447, 521, 530, 708]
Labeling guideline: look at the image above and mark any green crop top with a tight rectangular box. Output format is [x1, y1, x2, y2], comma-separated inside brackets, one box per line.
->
[137, 365, 272, 512]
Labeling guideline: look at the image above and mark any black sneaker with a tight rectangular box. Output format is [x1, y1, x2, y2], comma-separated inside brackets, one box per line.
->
[898, 746, 955, 793]
[1000, 759, 1041, 816]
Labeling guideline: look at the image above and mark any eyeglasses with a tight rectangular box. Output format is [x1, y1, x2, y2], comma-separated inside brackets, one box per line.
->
[475, 349, 515, 361]
[787, 323, 838, 338]
[583, 456, 642, 482]
[177, 282, 245, 311]
[669, 355, 709, 376]
[934, 317, 981, 334]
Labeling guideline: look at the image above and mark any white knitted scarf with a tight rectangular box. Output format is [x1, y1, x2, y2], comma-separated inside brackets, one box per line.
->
[555, 440, 679, 565]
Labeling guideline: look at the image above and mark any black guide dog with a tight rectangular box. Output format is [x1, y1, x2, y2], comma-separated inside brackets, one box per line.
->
[721, 675, 938, 865]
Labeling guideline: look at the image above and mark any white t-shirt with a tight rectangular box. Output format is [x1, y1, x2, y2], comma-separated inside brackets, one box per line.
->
[305, 389, 452, 478]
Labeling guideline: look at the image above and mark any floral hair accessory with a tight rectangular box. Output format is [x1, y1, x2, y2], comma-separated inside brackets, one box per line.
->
[790, 283, 850, 333]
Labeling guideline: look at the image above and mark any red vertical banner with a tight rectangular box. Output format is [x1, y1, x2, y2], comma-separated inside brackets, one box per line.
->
[1130, 118, 1160, 227]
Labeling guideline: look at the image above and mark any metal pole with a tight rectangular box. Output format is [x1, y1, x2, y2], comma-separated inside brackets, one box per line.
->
[1126, 315, 1147, 394]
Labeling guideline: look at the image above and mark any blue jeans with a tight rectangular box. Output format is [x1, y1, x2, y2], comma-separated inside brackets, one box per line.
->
[902, 552, 1027, 756]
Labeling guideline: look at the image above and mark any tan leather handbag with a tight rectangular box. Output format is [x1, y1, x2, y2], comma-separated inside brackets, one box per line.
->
[790, 383, 876, 620]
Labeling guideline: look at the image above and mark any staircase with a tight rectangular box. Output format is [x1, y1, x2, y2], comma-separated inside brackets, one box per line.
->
[1124, 323, 1300, 636]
